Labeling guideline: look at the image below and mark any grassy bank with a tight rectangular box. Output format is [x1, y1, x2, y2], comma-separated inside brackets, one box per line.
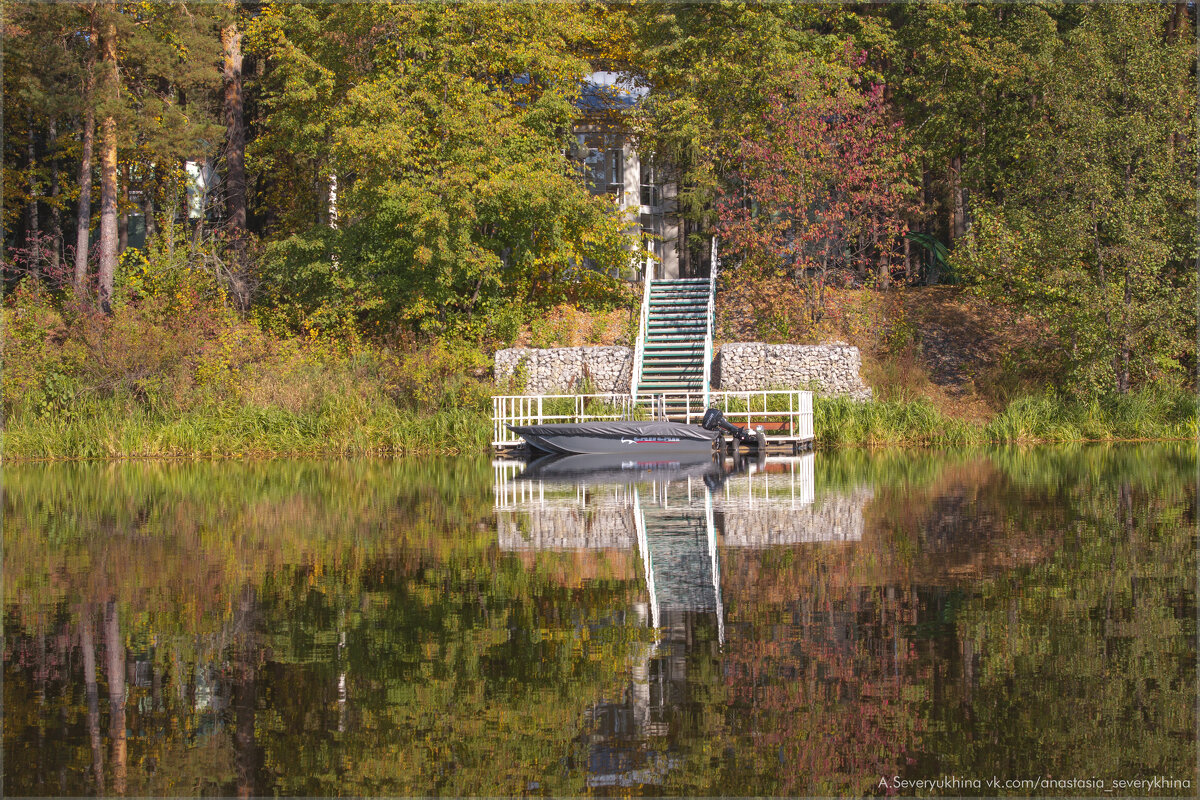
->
[814, 390, 1197, 448]
[4, 387, 1193, 461]
[3, 402, 490, 460]
[3, 283, 495, 461]
[3, 285, 1193, 461]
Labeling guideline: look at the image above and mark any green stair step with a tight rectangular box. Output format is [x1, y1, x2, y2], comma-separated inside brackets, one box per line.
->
[638, 273, 713, 399]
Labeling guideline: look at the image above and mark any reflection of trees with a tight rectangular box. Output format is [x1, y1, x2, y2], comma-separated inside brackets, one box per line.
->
[104, 600, 127, 795]
[715, 582, 926, 796]
[924, 447, 1196, 784]
[4, 457, 648, 796]
[4, 445, 1195, 795]
[250, 555, 647, 795]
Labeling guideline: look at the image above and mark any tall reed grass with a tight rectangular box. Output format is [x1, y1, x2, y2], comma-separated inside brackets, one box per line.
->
[3, 399, 490, 460]
[814, 388, 1197, 448]
[7, 388, 1192, 460]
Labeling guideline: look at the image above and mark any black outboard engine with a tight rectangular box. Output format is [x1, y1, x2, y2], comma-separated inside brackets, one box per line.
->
[701, 408, 766, 452]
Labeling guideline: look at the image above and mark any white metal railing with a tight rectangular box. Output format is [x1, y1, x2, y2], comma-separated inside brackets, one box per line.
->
[492, 389, 814, 447]
[630, 260, 653, 401]
[720, 452, 816, 510]
[493, 393, 637, 446]
[703, 236, 718, 408]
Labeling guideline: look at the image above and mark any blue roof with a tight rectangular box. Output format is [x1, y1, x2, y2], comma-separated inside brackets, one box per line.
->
[577, 71, 645, 113]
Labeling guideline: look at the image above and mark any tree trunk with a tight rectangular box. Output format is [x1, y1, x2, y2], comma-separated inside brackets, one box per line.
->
[875, 231, 889, 290]
[104, 600, 127, 796]
[315, 171, 327, 227]
[222, 15, 247, 234]
[921, 170, 939, 286]
[48, 118, 62, 277]
[903, 231, 911, 284]
[949, 155, 967, 242]
[1166, 2, 1186, 42]
[328, 172, 339, 228]
[74, 33, 96, 295]
[142, 167, 157, 242]
[97, 12, 120, 313]
[80, 604, 105, 790]
[26, 108, 41, 278]
[118, 163, 129, 253]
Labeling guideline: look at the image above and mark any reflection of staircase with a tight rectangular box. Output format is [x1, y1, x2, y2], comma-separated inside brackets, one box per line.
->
[634, 278, 711, 412]
[640, 507, 718, 614]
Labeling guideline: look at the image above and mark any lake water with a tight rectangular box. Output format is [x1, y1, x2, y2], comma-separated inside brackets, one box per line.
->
[4, 445, 1195, 796]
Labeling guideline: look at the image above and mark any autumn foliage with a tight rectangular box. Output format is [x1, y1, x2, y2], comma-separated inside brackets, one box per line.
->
[716, 57, 915, 322]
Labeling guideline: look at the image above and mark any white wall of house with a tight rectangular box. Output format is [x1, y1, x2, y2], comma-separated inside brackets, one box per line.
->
[573, 127, 681, 281]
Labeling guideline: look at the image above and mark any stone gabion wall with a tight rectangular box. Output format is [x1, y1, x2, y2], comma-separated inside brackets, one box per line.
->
[494, 346, 633, 394]
[721, 488, 874, 547]
[716, 342, 872, 400]
[497, 506, 636, 551]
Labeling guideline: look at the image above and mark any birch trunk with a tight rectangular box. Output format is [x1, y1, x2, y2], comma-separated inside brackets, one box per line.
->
[97, 12, 119, 312]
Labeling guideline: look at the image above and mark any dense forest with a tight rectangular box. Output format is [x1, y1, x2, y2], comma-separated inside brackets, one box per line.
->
[2, 2, 1196, 456]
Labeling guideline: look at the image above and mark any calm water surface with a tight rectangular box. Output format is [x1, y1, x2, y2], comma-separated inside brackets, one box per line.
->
[4, 445, 1196, 796]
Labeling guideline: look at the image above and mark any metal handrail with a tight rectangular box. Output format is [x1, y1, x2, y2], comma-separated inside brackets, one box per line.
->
[491, 389, 814, 447]
[702, 236, 718, 408]
[630, 256, 653, 401]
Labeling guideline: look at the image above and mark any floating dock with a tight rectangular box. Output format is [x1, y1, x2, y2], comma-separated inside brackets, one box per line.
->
[491, 389, 814, 457]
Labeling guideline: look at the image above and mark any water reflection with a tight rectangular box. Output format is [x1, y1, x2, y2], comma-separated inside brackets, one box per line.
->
[4, 446, 1196, 796]
[496, 452, 876, 790]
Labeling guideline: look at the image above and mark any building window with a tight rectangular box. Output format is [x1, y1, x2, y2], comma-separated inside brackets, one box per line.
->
[640, 161, 659, 208]
[607, 148, 624, 201]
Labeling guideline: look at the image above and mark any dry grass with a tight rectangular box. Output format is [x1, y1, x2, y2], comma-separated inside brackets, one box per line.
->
[512, 304, 634, 348]
[716, 280, 1048, 421]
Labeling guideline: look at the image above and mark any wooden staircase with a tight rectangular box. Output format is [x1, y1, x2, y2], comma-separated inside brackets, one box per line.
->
[630, 239, 718, 420]
[637, 277, 709, 399]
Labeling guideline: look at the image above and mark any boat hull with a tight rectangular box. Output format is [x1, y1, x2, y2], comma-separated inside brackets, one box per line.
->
[508, 421, 718, 455]
[519, 452, 726, 484]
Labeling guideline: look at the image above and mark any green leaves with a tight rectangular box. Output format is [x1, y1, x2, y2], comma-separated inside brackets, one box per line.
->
[249, 2, 629, 333]
[942, 4, 1195, 394]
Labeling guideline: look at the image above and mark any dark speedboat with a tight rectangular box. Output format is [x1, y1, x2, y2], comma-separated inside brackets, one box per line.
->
[507, 409, 765, 456]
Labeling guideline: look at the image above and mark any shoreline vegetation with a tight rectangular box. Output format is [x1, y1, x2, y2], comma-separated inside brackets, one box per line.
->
[5, 400, 1195, 462]
[3, 277, 1194, 463]
[3, 281, 1195, 464]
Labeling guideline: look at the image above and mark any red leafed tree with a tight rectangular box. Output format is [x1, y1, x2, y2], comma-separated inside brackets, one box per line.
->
[716, 59, 915, 322]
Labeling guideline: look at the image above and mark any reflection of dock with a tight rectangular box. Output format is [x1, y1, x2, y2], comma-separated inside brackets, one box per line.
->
[494, 455, 867, 550]
[493, 452, 870, 790]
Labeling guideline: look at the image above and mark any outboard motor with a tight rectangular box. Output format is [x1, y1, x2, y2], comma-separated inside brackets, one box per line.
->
[702, 408, 766, 453]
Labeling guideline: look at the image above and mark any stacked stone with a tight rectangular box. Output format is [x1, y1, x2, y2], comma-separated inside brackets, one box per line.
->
[494, 346, 633, 394]
[497, 507, 637, 551]
[721, 488, 874, 547]
[716, 342, 872, 401]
